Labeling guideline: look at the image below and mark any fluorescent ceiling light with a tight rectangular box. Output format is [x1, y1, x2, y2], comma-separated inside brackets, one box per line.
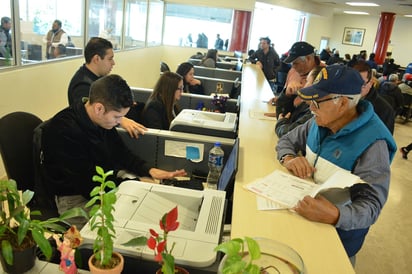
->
[345, 2, 379, 7]
[344, 11, 370, 15]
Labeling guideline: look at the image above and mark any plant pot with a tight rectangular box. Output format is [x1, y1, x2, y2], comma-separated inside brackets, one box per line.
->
[0, 245, 36, 274]
[217, 238, 305, 274]
[88, 252, 124, 274]
[156, 265, 189, 274]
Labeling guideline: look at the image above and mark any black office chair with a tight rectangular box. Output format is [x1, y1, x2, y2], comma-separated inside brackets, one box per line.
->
[0, 112, 58, 219]
[160, 61, 170, 72]
[401, 93, 412, 123]
[0, 112, 42, 191]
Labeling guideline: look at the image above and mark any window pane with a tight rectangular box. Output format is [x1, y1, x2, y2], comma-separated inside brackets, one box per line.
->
[124, 0, 147, 49]
[164, 4, 233, 51]
[19, 0, 84, 63]
[89, 0, 123, 50]
[147, 0, 163, 47]
[0, 0, 13, 67]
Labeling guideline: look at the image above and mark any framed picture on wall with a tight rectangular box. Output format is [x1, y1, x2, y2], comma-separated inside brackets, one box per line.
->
[342, 27, 366, 46]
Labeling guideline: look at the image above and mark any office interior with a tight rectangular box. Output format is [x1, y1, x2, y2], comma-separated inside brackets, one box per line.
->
[1, 0, 412, 273]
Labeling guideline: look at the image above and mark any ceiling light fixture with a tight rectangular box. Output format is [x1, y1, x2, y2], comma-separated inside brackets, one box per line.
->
[343, 11, 370, 15]
[345, 2, 379, 7]
[404, 14, 412, 17]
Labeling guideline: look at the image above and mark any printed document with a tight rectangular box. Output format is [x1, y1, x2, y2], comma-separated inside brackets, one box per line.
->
[244, 169, 362, 209]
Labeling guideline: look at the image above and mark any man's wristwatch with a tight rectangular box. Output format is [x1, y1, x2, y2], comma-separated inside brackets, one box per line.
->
[279, 154, 295, 165]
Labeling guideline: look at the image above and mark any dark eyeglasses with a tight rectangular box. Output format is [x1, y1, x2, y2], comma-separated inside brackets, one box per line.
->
[177, 86, 184, 91]
[310, 96, 353, 109]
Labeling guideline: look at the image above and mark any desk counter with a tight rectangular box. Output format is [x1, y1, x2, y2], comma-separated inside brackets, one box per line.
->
[231, 64, 355, 273]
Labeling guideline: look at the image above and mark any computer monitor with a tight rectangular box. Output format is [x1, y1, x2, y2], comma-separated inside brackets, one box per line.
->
[218, 137, 239, 196]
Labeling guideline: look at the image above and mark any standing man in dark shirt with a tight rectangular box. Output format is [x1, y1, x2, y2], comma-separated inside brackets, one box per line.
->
[43, 75, 187, 228]
[68, 37, 146, 138]
[249, 37, 280, 91]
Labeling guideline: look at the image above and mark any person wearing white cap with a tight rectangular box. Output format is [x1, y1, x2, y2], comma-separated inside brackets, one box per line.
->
[276, 65, 396, 265]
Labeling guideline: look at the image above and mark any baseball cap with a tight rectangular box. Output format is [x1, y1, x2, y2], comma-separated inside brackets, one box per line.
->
[283, 41, 315, 64]
[297, 65, 363, 100]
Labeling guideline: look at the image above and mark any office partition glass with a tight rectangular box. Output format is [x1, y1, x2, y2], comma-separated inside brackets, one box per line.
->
[147, 0, 163, 47]
[0, 0, 13, 67]
[18, 0, 84, 63]
[124, 0, 147, 49]
[163, 4, 233, 51]
[88, 0, 124, 50]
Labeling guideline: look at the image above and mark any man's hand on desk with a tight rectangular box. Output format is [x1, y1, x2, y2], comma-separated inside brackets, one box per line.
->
[149, 168, 187, 180]
[293, 195, 340, 225]
[120, 117, 147, 139]
[282, 156, 315, 179]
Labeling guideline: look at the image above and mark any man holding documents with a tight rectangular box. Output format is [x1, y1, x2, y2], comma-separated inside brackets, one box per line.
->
[276, 65, 396, 264]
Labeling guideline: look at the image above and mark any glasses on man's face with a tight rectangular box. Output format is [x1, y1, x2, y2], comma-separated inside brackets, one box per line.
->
[310, 95, 353, 109]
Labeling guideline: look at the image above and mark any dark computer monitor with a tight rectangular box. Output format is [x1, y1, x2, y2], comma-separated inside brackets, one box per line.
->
[218, 138, 239, 195]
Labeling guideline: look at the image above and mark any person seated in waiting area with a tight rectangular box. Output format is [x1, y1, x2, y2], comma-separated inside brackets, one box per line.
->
[176, 62, 205, 95]
[67, 37, 146, 139]
[200, 49, 218, 68]
[42, 75, 187, 229]
[141, 72, 184, 130]
[353, 60, 395, 134]
[379, 74, 404, 115]
[276, 65, 396, 263]
[275, 66, 322, 138]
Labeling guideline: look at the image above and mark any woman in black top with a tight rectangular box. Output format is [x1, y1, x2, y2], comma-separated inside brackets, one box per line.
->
[176, 62, 205, 95]
[142, 72, 183, 129]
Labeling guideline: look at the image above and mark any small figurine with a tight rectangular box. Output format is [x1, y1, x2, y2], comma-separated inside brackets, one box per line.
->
[53, 225, 83, 274]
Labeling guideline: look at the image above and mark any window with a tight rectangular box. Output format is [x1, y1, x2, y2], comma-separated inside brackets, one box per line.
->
[19, 0, 84, 63]
[88, 0, 124, 50]
[124, 0, 147, 49]
[147, 0, 163, 47]
[163, 4, 233, 51]
[0, 0, 13, 67]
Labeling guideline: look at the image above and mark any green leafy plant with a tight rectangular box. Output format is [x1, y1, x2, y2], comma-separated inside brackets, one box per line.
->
[214, 236, 262, 274]
[85, 166, 120, 269]
[0, 179, 88, 266]
[122, 206, 180, 274]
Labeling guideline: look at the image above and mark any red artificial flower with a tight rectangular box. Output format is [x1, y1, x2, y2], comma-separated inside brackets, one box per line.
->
[160, 206, 180, 232]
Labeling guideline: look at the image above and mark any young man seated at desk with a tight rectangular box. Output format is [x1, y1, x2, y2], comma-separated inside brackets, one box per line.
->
[42, 75, 186, 229]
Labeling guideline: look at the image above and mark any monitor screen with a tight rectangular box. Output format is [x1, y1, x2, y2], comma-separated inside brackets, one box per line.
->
[218, 138, 239, 193]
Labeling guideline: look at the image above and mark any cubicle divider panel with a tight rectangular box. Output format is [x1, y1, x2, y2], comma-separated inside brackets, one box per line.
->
[131, 87, 239, 113]
[194, 66, 242, 81]
[155, 135, 235, 178]
[117, 128, 158, 169]
[199, 77, 239, 96]
[131, 87, 152, 103]
[117, 128, 235, 179]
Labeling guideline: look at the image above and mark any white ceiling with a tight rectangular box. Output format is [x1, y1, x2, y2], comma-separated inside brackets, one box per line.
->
[310, 0, 412, 17]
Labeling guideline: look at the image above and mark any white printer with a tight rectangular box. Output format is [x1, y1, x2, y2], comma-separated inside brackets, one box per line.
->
[80, 180, 227, 268]
[170, 109, 237, 138]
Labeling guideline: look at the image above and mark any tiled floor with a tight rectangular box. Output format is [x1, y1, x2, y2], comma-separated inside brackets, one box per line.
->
[354, 117, 412, 274]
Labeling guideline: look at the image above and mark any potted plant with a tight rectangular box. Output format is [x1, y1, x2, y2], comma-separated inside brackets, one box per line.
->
[214, 237, 262, 274]
[85, 166, 124, 274]
[122, 206, 188, 274]
[0, 178, 88, 273]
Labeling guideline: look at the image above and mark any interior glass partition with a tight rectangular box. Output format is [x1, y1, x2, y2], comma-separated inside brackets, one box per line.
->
[124, 0, 147, 49]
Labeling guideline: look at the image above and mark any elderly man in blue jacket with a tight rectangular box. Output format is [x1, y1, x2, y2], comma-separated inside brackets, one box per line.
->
[276, 65, 396, 265]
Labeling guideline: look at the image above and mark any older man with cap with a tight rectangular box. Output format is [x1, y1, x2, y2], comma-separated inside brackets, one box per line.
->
[274, 41, 321, 118]
[276, 65, 396, 264]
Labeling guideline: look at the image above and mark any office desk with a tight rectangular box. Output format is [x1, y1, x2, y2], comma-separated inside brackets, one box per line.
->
[230, 64, 355, 273]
